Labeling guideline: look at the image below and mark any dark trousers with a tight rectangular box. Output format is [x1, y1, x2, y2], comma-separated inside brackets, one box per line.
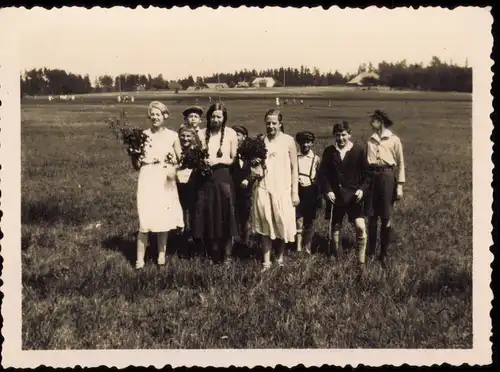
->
[365, 167, 397, 262]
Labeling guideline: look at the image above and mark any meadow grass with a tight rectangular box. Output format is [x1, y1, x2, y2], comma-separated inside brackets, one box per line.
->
[21, 92, 472, 349]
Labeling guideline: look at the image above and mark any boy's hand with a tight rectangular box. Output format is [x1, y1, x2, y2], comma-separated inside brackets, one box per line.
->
[326, 192, 336, 203]
[292, 191, 300, 207]
[241, 179, 249, 188]
[355, 189, 363, 202]
[396, 184, 403, 200]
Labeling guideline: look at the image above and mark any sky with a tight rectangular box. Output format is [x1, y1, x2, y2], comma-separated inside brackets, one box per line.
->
[0, 6, 491, 81]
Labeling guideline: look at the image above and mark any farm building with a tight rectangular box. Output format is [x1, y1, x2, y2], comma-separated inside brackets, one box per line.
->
[347, 71, 380, 86]
[167, 81, 183, 90]
[251, 77, 276, 88]
[205, 83, 229, 89]
[236, 81, 250, 88]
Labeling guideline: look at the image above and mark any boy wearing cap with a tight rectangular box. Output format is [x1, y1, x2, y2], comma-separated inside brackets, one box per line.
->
[365, 110, 405, 268]
[295, 130, 321, 254]
[180, 106, 204, 145]
[230, 125, 253, 246]
[318, 121, 371, 265]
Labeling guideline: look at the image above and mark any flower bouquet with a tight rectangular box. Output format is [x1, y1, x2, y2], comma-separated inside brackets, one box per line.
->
[107, 109, 150, 162]
[237, 136, 268, 181]
[163, 152, 178, 181]
[180, 146, 212, 180]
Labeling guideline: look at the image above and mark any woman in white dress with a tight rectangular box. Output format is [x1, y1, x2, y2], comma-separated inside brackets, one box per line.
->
[251, 109, 300, 271]
[132, 101, 184, 270]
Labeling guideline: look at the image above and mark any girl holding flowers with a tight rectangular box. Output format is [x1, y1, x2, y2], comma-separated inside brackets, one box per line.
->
[175, 125, 198, 245]
[132, 101, 184, 270]
[251, 109, 299, 271]
[191, 103, 239, 264]
[230, 125, 254, 247]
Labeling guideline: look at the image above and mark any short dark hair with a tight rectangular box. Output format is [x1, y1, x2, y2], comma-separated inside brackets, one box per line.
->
[370, 110, 393, 127]
[333, 121, 351, 134]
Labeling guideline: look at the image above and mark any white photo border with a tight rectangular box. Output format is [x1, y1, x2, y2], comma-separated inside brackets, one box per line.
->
[0, 5, 494, 368]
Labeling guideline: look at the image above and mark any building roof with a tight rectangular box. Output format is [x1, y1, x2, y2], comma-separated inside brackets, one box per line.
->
[347, 71, 380, 85]
[205, 83, 229, 89]
[251, 77, 276, 84]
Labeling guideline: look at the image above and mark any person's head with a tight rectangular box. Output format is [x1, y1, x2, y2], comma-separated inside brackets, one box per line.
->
[206, 103, 227, 132]
[205, 103, 228, 158]
[178, 126, 197, 150]
[370, 110, 393, 131]
[295, 131, 315, 154]
[233, 125, 249, 146]
[183, 106, 204, 129]
[264, 109, 284, 138]
[148, 101, 170, 129]
[333, 120, 352, 149]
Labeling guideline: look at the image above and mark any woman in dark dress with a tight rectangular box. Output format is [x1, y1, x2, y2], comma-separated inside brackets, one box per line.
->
[191, 103, 239, 264]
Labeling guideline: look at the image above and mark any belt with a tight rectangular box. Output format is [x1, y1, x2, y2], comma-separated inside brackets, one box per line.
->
[368, 165, 394, 172]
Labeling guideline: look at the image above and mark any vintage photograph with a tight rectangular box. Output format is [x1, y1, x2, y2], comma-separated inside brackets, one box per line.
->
[0, 5, 493, 368]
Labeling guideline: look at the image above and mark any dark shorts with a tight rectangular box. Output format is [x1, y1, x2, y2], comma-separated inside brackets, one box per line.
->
[364, 168, 397, 219]
[330, 201, 364, 224]
[296, 184, 319, 223]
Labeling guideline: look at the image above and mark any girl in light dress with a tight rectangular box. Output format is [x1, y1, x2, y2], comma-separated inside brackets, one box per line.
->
[191, 103, 239, 264]
[251, 109, 300, 271]
[132, 101, 184, 270]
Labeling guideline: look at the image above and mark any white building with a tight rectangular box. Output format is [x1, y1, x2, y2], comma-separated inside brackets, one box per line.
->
[251, 77, 277, 88]
[347, 71, 380, 86]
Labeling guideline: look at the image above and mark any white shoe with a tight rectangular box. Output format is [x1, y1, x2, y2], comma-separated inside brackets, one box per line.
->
[135, 261, 145, 270]
[157, 254, 166, 265]
[261, 262, 272, 272]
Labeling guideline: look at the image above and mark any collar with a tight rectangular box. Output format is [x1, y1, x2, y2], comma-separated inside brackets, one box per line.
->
[335, 141, 353, 153]
[298, 149, 315, 158]
[371, 128, 393, 142]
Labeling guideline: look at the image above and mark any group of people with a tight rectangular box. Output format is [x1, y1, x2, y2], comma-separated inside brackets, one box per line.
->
[131, 100, 405, 272]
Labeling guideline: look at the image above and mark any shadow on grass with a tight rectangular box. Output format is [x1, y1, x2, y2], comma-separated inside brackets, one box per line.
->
[22, 198, 96, 226]
[311, 232, 355, 256]
[415, 265, 472, 299]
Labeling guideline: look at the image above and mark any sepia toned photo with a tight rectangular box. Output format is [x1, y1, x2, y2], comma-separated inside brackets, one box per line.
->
[0, 5, 493, 368]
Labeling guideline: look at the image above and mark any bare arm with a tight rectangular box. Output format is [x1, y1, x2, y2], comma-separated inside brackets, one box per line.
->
[173, 136, 183, 165]
[289, 137, 299, 195]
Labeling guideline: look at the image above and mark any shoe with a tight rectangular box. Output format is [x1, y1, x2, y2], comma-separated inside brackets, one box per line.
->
[135, 261, 145, 270]
[261, 262, 272, 272]
[277, 258, 284, 267]
[157, 254, 166, 265]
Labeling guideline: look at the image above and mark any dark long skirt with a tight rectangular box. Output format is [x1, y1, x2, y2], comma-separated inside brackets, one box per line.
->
[191, 165, 239, 240]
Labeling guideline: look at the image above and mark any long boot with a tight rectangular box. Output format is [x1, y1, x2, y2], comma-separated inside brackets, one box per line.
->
[367, 218, 378, 258]
[379, 221, 391, 268]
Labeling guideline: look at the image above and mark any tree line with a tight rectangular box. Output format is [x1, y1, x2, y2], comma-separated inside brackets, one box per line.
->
[20, 56, 472, 96]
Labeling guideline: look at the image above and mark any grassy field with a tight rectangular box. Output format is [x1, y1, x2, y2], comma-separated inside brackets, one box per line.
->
[21, 91, 473, 349]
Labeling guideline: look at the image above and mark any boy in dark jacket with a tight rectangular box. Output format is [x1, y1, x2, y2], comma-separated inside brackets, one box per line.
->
[230, 125, 253, 246]
[318, 121, 372, 265]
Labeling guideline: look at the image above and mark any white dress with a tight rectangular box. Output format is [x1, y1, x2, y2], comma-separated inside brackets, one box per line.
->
[137, 128, 184, 233]
[251, 133, 297, 242]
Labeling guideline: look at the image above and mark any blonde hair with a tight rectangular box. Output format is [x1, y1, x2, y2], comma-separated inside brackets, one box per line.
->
[264, 108, 285, 133]
[148, 101, 170, 118]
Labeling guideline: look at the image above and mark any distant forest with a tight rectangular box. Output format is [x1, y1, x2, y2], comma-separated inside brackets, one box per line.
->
[20, 56, 472, 96]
